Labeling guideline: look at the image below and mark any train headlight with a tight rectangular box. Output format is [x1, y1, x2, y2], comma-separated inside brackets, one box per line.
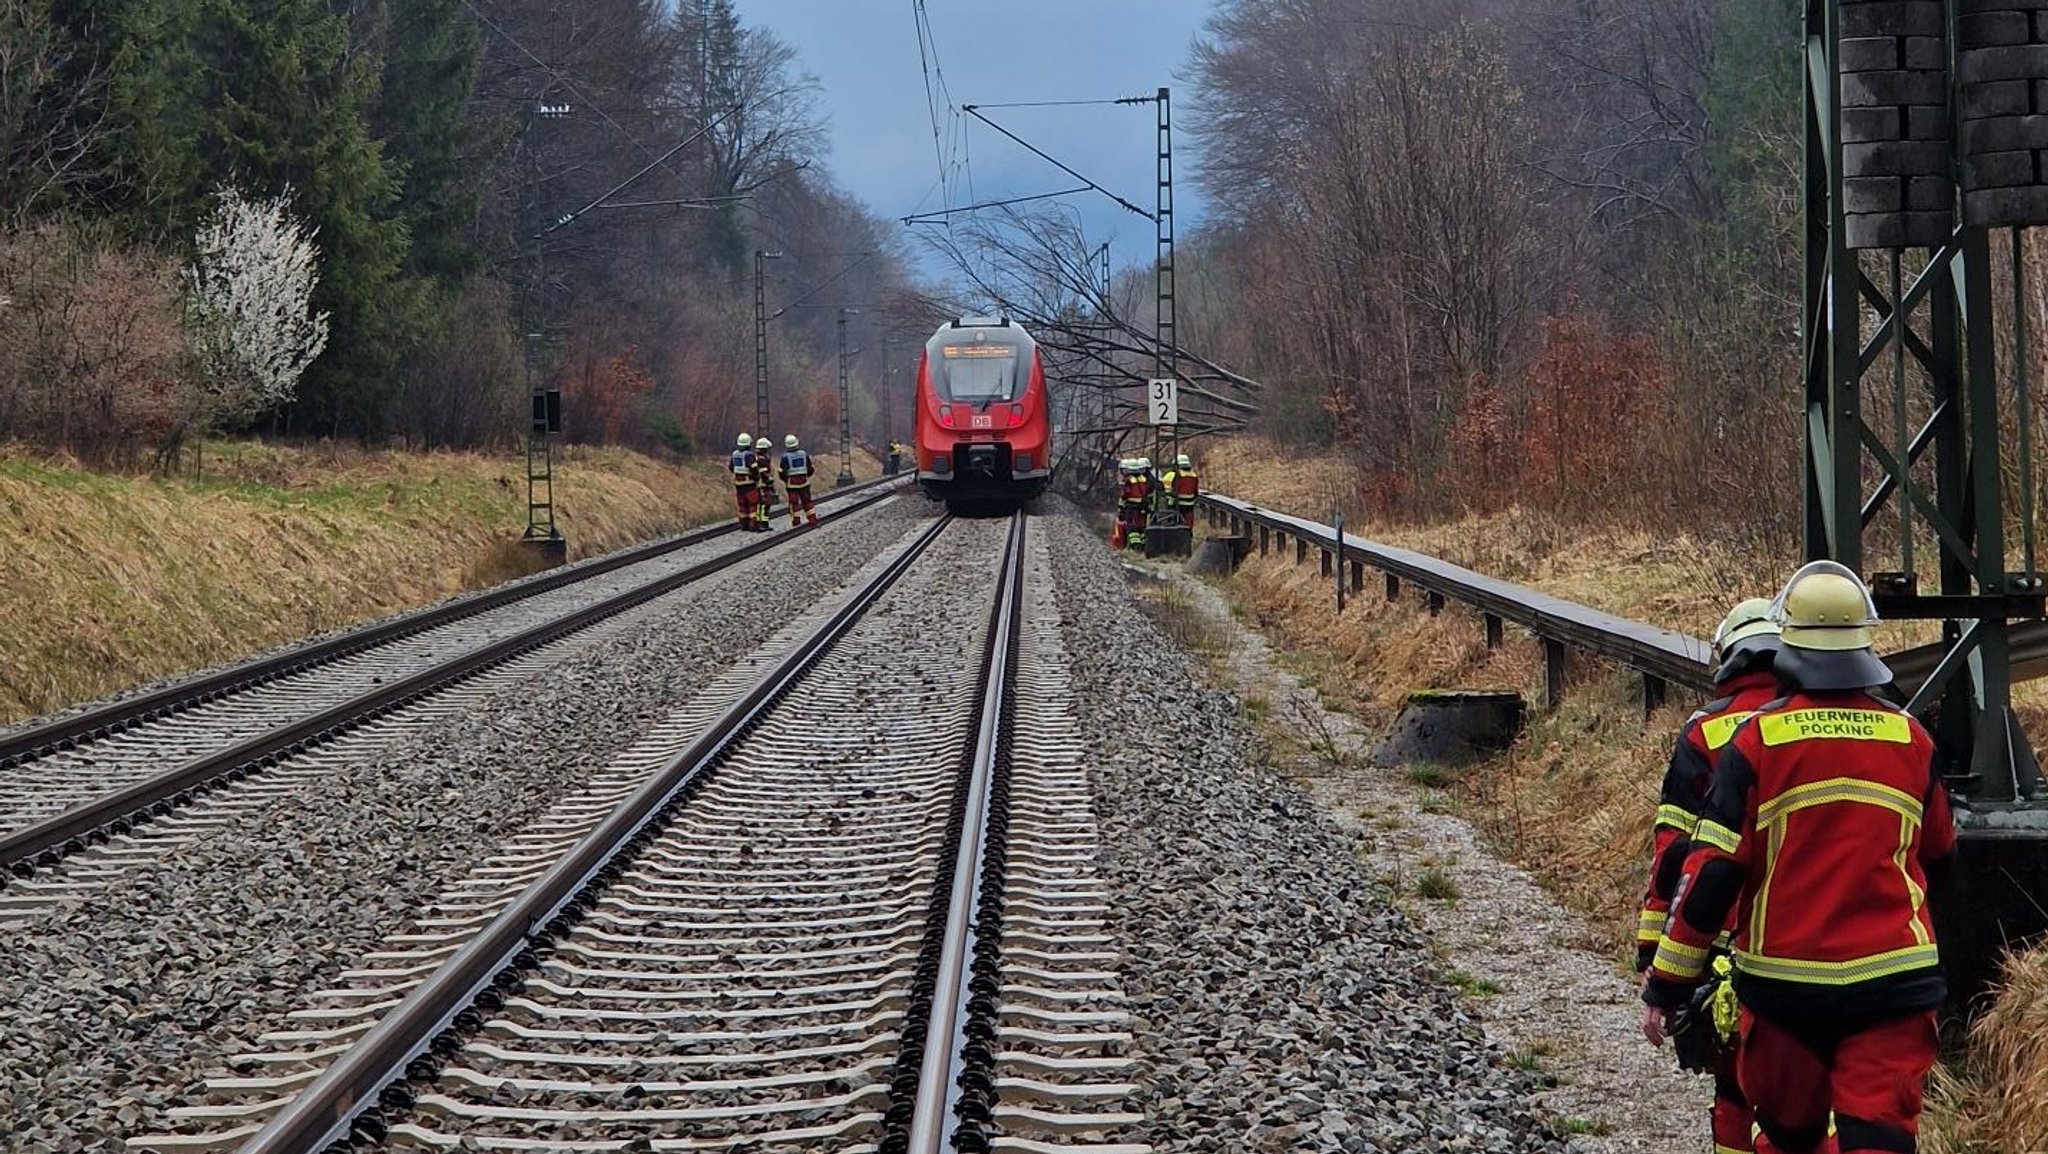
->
[1010, 404, 1023, 423]
[938, 405, 953, 426]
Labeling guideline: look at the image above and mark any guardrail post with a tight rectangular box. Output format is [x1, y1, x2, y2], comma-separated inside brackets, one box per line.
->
[1320, 549, 1332, 578]
[1349, 560, 1364, 593]
[1426, 591, 1445, 617]
[1259, 526, 1269, 555]
[1484, 613, 1503, 650]
[1385, 573, 1400, 601]
[1334, 512, 1346, 613]
[1295, 537, 1308, 565]
[1543, 638, 1567, 710]
[1644, 674, 1667, 716]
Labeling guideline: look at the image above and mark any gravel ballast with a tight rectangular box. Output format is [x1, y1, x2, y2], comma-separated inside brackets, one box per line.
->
[0, 497, 930, 1152]
[1040, 503, 1567, 1154]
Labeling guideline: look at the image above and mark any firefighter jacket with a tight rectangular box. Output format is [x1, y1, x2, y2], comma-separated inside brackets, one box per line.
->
[730, 448, 757, 488]
[1635, 670, 1782, 970]
[1171, 467, 1200, 505]
[1645, 689, 1956, 1020]
[751, 455, 774, 492]
[1119, 473, 1152, 508]
[779, 449, 813, 489]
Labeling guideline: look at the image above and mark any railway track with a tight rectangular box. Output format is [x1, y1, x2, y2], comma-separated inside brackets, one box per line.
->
[0, 481, 904, 883]
[128, 511, 1146, 1154]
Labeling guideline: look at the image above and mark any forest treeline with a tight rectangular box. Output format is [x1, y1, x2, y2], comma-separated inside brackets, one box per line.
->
[1178, 0, 1806, 532]
[0, 0, 917, 465]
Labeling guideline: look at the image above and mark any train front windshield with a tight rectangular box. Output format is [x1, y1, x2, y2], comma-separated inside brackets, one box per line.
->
[937, 343, 1022, 403]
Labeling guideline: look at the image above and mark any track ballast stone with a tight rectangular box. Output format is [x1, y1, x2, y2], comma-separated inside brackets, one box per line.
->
[0, 498, 930, 1153]
[1040, 505, 1566, 1154]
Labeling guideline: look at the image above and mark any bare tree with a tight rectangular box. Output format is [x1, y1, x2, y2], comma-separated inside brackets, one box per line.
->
[919, 207, 1263, 483]
[0, 0, 104, 226]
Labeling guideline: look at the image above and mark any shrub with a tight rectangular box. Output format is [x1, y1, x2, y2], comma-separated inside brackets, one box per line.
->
[0, 225, 189, 466]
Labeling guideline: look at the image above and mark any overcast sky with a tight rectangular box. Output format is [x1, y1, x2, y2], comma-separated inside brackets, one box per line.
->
[735, 0, 1215, 278]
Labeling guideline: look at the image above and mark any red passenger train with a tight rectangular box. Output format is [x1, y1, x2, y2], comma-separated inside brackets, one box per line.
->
[913, 316, 1052, 509]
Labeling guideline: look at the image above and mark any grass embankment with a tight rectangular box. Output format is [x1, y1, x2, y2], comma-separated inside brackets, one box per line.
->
[1196, 436, 2045, 1152]
[0, 440, 877, 727]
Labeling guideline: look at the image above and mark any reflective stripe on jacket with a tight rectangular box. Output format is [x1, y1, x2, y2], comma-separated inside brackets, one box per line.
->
[1647, 689, 1955, 1015]
[1635, 670, 1780, 960]
[730, 449, 756, 485]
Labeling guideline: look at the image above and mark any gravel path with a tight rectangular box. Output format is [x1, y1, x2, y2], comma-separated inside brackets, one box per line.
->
[1040, 503, 1568, 1154]
[1157, 567, 1704, 1152]
[0, 497, 930, 1153]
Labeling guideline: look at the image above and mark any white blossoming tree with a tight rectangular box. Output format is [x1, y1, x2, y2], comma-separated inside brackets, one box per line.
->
[184, 186, 330, 430]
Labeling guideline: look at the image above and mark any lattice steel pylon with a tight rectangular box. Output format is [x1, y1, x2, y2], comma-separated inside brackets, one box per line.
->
[1153, 86, 1176, 468]
[1804, 0, 2047, 809]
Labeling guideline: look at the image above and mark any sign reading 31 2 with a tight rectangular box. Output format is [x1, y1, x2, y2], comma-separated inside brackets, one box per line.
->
[1148, 378, 1178, 427]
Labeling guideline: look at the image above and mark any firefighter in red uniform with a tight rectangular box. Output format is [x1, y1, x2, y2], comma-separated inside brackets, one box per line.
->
[1117, 458, 1154, 551]
[1643, 562, 1955, 1154]
[779, 434, 818, 526]
[1635, 596, 1781, 1154]
[752, 436, 776, 529]
[1169, 452, 1200, 523]
[730, 433, 759, 531]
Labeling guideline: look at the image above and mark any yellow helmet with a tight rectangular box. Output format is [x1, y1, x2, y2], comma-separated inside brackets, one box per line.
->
[1711, 597, 1781, 681]
[1769, 561, 1892, 690]
[1713, 597, 1780, 656]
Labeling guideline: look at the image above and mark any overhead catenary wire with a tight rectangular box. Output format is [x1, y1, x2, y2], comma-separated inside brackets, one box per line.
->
[911, 0, 952, 208]
[538, 104, 745, 237]
[767, 250, 881, 320]
[960, 106, 1153, 221]
[967, 97, 1160, 109]
[901, 187, 1092, 226]
[459, 0, 686, 173]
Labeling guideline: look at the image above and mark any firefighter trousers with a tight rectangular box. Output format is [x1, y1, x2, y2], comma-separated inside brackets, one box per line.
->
[734, 485, 759, 529]
[1712, 1063, 1755, 1154]
[787, 486, 816, 525]
[1739, 1007, 1936, 1154]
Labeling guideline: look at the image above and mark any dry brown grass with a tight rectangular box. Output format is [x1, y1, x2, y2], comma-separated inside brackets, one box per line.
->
[1212, 440, 2048, 1142]
[0, 440, 759, 725]
[1227, 546, 1676, 955]
[1925, 948, 2048, 1154]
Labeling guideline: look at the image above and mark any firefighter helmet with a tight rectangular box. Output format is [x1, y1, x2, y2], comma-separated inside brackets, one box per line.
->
[1177, 454, 1192, 469]
[755, 436, 771, 450]
[1770, 562, 1892, 690]
[785, 434, 800, 450]
[737, 432, 753, 448]
[1710, 597, 1780, 683]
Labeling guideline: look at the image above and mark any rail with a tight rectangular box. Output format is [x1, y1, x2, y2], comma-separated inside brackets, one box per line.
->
[237, 511, 965, 1154]
[900, 510, 1024, 1154]
[0, 479, 908, 873]
[0, 473, 907, 767]
[1199, 493, 1990, 711]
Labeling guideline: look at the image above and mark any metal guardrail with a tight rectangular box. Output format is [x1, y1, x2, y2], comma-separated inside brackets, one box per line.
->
[1198, 493, 2019, 711]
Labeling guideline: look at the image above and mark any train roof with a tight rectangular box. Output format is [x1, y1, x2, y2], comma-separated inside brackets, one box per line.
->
[929, 315, 1037, 348]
